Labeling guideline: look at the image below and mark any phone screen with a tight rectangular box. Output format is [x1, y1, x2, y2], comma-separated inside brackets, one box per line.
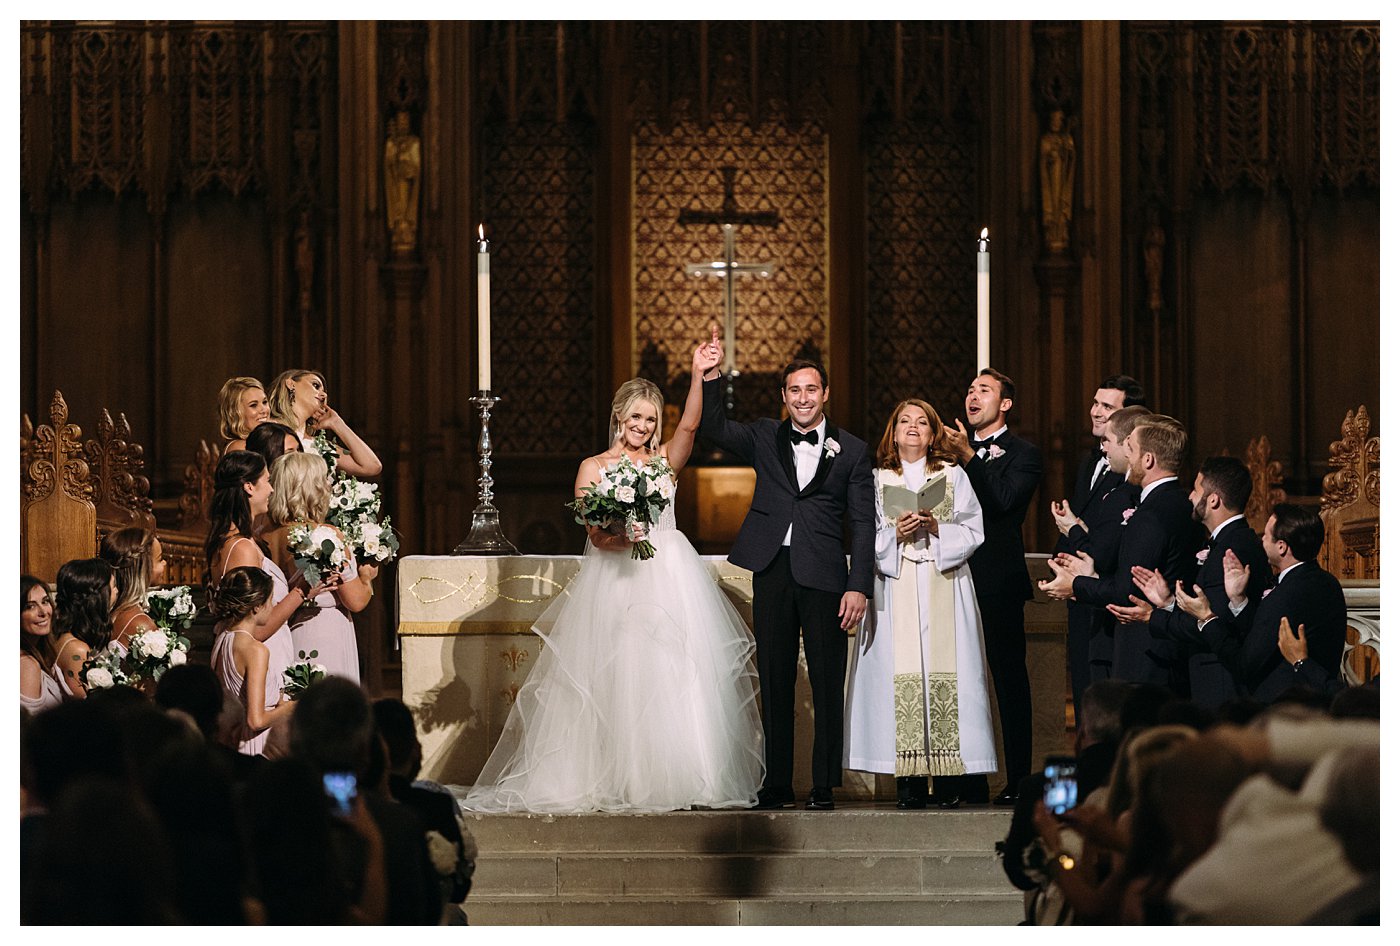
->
[1043, 759, 1078, 815]
[323, 771, 357, 817]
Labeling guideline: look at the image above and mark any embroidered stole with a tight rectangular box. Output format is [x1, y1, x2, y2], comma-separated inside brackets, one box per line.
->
[881, 466, 965, 777]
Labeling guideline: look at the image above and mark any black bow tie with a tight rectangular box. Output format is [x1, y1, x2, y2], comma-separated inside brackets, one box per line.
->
[790, 429, 819, 446]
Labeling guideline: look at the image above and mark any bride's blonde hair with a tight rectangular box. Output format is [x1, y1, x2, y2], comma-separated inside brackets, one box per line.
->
[607, 379, 664, 451]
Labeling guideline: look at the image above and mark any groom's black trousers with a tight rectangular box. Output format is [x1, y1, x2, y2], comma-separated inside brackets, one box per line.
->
[752, 547, 847, 791]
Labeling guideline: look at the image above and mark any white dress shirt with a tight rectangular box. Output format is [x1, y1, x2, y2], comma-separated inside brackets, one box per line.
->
[783, 418, 827, 547]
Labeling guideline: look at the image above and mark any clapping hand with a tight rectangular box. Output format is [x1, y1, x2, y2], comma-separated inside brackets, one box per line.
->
[1106, 595, 1154, 624]
[941, 419, 975, 464]
[1175, 581, 1215, 623]
[1222, 549, 1251, 607]
[693, 323, 724, 379]
[1054, 551, 1097, 579]
[1050, 499, 1082, 536]
[1038, 557, 1077, 600]
[1130, 566, 1173, 608]
[1278, 617, 1308, 665]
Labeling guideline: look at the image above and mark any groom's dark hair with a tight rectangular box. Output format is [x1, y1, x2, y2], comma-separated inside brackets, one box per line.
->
[781, 358, 828, 390]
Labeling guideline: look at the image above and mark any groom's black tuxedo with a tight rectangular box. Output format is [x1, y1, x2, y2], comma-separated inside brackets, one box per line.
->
[699, 377, 875, 796]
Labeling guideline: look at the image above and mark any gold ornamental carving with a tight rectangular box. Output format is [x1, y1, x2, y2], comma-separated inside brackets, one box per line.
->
[1321, 405, 1379, 513]
[501, 646, 530, 674]
[384, 111, 421, 255]
[1039, 110, 1076, 254]
[23, 391, 94, 506]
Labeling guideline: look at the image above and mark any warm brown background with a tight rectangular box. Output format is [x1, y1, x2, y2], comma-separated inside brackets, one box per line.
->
[20, 21, 1380, 692]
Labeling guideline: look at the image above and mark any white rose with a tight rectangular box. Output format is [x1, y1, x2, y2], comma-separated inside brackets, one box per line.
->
[169, 649, 187, 667]
[86, 667, 114, 689]
[425, 830, 458, 875]
[356, 482, 378, 504]
[139, 629, 170, 659]
[657, 478, 675, 500]
[616, 485, 636, 503]
[364, 535, 382, 556]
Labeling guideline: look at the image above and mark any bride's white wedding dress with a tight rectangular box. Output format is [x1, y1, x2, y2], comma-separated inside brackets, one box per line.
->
[458, 470, 764, 813]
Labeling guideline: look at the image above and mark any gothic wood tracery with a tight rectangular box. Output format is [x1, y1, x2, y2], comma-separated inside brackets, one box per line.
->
[84, 408, 157, 530]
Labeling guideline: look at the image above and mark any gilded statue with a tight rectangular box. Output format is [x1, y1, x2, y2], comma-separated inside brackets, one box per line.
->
[1039, 110, 1076, 254]
[384, 111, 421, 254]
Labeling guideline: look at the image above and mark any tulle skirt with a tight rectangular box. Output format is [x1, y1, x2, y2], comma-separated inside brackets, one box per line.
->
[459, 529, 764, 813]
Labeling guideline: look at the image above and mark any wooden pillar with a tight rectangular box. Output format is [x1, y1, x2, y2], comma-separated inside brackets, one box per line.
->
[827, 23, 864, 428]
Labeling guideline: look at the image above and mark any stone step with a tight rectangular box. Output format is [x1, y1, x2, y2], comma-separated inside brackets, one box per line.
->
[463, 894, 1025, 926]
[461, 806, 1013, 855]
[475, 850, 1011, 898]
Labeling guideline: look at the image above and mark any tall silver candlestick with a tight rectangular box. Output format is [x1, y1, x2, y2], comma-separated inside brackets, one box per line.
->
[452, 391, 519, 555]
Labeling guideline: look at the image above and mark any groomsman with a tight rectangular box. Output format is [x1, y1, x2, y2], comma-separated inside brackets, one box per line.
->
[1114, 456, 1272, 708]
[1050, 376, 1146, 716]
[1185, 504, 1348, 703]
[1042, 416, 1203, 690]
[943, 368, 1042, 805]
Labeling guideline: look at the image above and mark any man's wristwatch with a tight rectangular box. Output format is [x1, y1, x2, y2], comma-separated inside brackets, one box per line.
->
[1292, 658, 1307, 671]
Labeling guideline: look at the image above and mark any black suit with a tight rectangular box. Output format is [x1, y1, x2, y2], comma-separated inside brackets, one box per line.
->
[1072, 478, 1204, 690]
[699, 377, 875, 792]
[1203, 560, 1348, 703]
[1147, 516, 1271, 709]
[1055, 451, 1136, 714]
[963, 428, 1042, 785]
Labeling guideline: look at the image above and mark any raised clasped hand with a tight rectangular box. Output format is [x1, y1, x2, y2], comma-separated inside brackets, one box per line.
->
[693, 323, 724, 377]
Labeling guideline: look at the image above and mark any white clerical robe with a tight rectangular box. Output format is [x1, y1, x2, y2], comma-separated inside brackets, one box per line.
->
[843, 461, 998, 775]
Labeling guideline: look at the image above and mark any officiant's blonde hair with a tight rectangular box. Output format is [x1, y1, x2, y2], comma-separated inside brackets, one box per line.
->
[875, 399, 959, 472]
[269, 451, 332, 525]
[608, 379, 664, 450]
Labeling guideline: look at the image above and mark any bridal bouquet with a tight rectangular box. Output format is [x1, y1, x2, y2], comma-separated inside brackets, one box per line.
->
[144, 585, 197, 631]
[326, 474, 401, 565]
[126, 627, 191, 683]
[569, 455, 674, 561]
[287, 523, 350, 585]
[282, 649, 326, 700]
[80, 642, 131, 691]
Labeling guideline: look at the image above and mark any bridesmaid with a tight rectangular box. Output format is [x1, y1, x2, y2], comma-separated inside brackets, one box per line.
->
[204, 451, 331, 698]
[99, 526, 167, 655]
[245, 421, 303, 474]
[263, 452, 377, 683]
[209, 566, 297, 756]
[20, 575, 64, 714]
[266, 369, 382, 477]
[48, 559, 118, 700]
[218, 377, 271, 455]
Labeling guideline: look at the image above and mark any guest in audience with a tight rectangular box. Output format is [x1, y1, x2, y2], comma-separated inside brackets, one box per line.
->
[1050, 376, 1146, 717]
[209, 566, 298, 756]
[942, 368, 1044, 805]
[205, 450, 329, 699]
[1042, 416, 1204, 691]
[264, 452, 376, 683]
[48, 558, 118, 700]
[245, 419, 304, 475]
[1185, 503, 1348, 702]
[20, 574, 64, 714]
[1050, 405, 1149, 688]
[1116, 456, 1273, 709]
[267, 368, 383, 476]
[218, 376, 271, 454]
[844, 398, 995, 810]
[291, 678, 440, 924]
[100, 526, 167, 655]
[155, 663, 264, 781]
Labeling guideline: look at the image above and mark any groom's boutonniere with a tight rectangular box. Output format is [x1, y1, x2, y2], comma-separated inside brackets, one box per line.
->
[986, 443, 1006, 460]
[1121, 507, 1136, 526]
[823, 437, 841, 459]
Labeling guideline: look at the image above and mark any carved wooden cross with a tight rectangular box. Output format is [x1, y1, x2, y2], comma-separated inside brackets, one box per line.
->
[677, 167, 781, 377]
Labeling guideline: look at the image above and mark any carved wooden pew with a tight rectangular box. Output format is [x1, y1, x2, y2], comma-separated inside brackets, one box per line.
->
[1319, 406, 1380, 685]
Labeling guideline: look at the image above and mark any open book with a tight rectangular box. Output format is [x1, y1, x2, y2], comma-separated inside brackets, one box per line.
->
[881, 468, 954, 523]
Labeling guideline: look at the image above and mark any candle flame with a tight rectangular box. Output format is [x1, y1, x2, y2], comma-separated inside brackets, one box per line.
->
[478, 224, 485, 240]
[980, 227, 989, 239]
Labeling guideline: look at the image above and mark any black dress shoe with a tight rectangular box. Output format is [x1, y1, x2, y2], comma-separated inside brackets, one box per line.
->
[896, 795, 928, 810]
[993, 786, 1020, 806]
[936, 795, 963, 810]
[752, 788, 796, 810]
[805, 787, 835, 810]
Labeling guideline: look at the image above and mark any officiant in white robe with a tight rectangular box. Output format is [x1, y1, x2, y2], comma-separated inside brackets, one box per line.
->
[844, 399, 998, 808]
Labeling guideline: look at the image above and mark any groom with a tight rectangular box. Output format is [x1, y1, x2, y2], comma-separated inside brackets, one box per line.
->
[697, 328, 874, 810]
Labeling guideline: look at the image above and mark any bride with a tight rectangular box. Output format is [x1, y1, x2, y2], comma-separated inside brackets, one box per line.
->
[459, 339, 764, 813]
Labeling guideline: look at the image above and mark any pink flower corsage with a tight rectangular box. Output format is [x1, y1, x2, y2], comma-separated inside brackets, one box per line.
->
[823, 437, 841, 458]
[1196, 548, 1210, 564]
[987, 444, 1006, 460]
[1262, 588, 1273, 599]
[1121, 507, 1136, 525]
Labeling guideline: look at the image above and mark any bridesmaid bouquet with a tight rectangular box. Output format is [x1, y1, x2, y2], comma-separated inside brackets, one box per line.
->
[282, 649, 327, 700]
[326, 474, 400, 565]
[126, 627, 191, 683]
[80, 642, 131, 691]
[287, 523, 350, 585]
[570, 455, 674, 561]
[309, 430, 343, 478]
[144, 585, 197, 630]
